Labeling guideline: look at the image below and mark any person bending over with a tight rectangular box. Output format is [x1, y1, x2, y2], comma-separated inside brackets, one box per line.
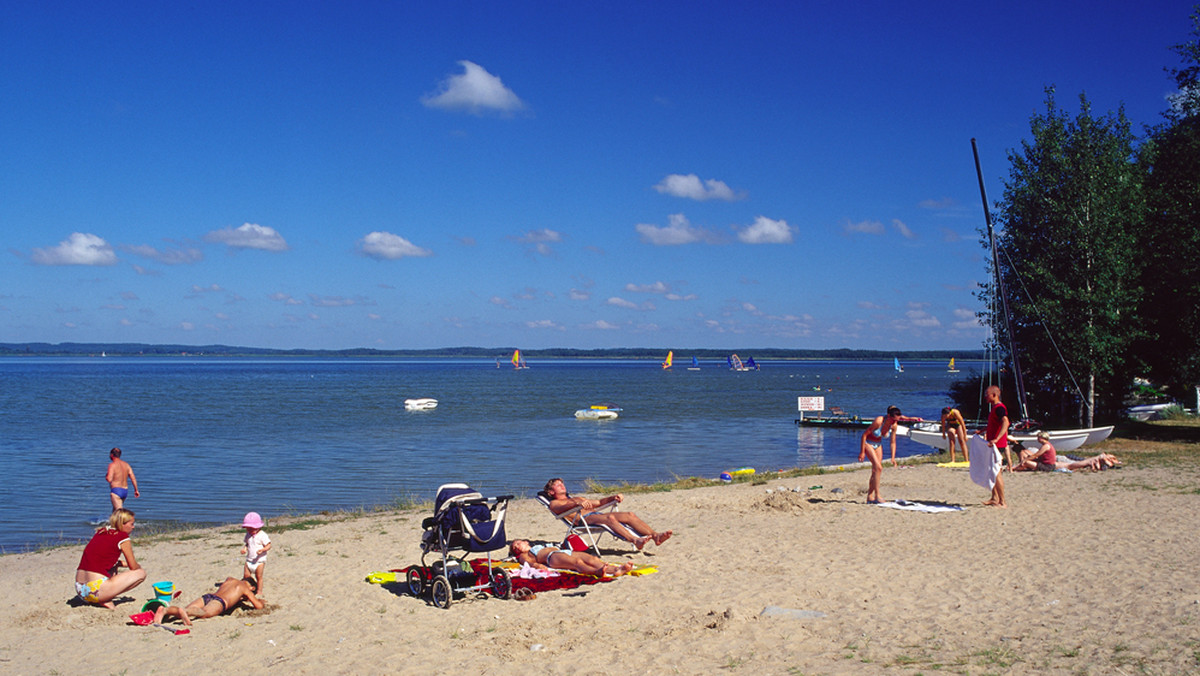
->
[543, 477, 671, 549]
[509, 539, 635, 577]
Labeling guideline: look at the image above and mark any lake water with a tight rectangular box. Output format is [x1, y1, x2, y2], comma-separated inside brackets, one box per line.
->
[0, 357, 977, 551]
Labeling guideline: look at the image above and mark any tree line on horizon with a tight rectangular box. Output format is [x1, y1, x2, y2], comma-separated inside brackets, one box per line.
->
[0, 342, 985, 361]
[979, 7, 1200, 426]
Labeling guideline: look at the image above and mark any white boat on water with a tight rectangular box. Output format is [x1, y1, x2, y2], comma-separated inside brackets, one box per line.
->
[404, 398, 438, 411]
[575, 404, 620, 420]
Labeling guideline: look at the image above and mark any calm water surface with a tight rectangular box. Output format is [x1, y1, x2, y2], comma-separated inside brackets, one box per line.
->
[0, 357, 978, 551]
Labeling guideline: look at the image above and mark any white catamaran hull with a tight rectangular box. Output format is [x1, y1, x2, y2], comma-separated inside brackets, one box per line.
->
[902, 424, 1111, 453]
[404, 398, 438, 411]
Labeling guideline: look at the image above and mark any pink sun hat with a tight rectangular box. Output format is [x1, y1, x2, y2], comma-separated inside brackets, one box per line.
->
[242, 512, 264, 529]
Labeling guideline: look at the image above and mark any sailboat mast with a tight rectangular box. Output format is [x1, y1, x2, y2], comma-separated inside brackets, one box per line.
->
[972, 138, 1029, 423]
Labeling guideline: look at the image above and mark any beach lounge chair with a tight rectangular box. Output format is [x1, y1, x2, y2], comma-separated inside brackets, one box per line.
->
[535, 491, 636, 555]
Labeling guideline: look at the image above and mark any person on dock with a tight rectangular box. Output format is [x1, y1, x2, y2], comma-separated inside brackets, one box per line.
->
[940, 407, 969, 463]
[980, 385, 1009, 507]
[105, 447, 139, 510]
[859, 405, 924, 504]
[73, 508, 146, 608]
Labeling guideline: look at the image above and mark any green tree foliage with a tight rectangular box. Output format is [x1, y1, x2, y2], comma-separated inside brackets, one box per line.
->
[991, 89, 1144, 426]
[1139, 7, 1200, 409]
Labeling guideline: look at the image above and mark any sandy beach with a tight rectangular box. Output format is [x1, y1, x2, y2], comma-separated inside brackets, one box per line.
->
[2, 449, 1198, 674]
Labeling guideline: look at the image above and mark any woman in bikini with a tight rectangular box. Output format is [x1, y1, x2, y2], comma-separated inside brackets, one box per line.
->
[509, 539, 635, 577]
[74, 508, 146, 608]
[859, 405, 923, 504]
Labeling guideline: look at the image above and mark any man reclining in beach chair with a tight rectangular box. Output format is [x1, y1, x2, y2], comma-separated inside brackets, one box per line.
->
[537, 477, 672, 553]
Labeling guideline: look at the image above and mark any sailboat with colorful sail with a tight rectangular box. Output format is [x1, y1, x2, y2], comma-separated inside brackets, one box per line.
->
[947, 358, 960, 373]
[893, 357, 904, 373]
[511, 349, 529, 369]
[687, 356, 700, 371]
[661, 350, 673, 369]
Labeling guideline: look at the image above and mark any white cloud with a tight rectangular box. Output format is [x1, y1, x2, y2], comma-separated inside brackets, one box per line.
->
[918, 197, 957, 210]
[843, 219, 884, 235]
[123, 243, 203, 265]
[308, 294, 360, 307]
[421, 61, 526, 115]
[653, 174, 743, 201]
[625, 281, 671, 294]
[204, 223, 289, 251]
[31, 233, 117, 266]
[358, 231, 432, 260]
[905, 309, 942, 328]
[952, 307, 982, 330]
[268, 292, 303, 306]
[736, 216, 794, 244]
[583, 320, 620, 330]
[489, 296, 512, 309]
[513, 228, 562, 256]
[635, 213, 717, 246]
[568, 288, 590, 301]
[892, 219, 916, 239]
[606, 297, 637, 309]
[526, 319, 564, 330]
[665, 293, 697, 301]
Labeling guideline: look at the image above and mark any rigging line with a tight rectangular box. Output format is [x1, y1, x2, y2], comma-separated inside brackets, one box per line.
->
[996, 245, 1092, 412]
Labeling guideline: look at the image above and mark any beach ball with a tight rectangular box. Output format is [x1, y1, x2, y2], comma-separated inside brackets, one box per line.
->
[719, 472, 733, 482]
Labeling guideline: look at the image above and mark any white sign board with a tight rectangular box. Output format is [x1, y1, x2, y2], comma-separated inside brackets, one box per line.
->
[796, 396, 825, 412]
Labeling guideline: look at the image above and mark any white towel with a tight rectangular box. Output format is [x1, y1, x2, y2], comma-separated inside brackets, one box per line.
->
[874, 500, 963, 513]
[968, 434, 1001, 489]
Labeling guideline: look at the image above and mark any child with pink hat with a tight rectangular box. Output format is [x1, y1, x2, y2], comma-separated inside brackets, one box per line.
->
[239, 512, 272, 595]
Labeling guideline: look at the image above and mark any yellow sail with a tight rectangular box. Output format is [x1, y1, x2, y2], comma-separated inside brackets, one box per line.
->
[662, 350, 673, 369]
[512, 349, 520, 368]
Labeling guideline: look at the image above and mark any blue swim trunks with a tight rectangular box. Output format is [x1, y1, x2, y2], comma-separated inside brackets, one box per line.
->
[111, 487, 128, 500]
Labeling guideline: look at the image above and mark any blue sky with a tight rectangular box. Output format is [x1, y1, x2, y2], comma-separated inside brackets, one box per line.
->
[1, 1, 1193, 351]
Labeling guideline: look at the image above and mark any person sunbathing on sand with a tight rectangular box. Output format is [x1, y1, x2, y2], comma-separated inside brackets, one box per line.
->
[509, 539, 636, 577]
[153, 577, 263, 626]
[1058, 452, 1122, 471]
[543, 478, 672, 549]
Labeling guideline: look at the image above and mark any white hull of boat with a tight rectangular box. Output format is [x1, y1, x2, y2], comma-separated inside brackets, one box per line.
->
[575, 409, 618, 420]
[404, 398, 438, 411]
[1124, 403, 1174, 421]
[903, 424, 1111, 453]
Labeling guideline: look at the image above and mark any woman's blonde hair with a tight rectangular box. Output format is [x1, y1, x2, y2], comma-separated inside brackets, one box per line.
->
[103, 507, 135, 532]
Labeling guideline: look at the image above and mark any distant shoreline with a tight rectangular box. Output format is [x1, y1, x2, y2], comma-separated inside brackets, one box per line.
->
[0, 342, 986, 361]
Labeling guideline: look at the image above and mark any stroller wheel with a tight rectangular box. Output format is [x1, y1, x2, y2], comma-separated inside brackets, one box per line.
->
[431, 575, 453, 609]
[490, 567, 513, 600]
[406, 567, 424, 597]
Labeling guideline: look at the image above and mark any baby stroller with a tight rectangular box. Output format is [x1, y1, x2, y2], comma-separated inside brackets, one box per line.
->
[407, 483, 514, 609]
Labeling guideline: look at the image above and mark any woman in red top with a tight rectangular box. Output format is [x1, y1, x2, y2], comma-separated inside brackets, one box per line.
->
[74, 508, 146, 608]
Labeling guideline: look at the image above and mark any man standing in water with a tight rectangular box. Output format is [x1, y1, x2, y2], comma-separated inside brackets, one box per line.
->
[982, 386, 1009, 508]
[106, 447, 139, 510]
